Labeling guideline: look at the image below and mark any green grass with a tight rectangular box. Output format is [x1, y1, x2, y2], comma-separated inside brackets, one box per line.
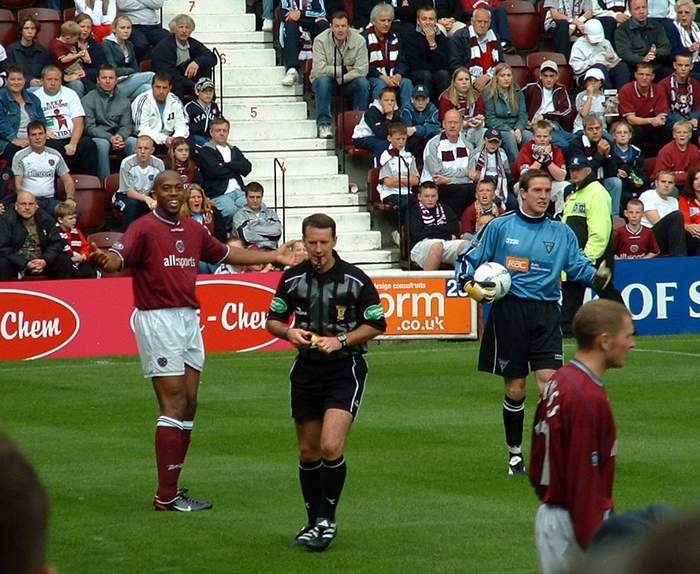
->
[2, 336, 699, 573]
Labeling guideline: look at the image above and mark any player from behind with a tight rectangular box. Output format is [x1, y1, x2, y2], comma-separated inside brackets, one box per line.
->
[454, 169, 612, 475]
[91, 170, 295, 512]
[265, 214, 387, 551]
[530, 300, 635, 573]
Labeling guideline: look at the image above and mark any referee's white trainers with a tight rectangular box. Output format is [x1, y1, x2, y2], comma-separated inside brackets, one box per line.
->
[508, 454, 526, 476]
[306, 519, 337, 552]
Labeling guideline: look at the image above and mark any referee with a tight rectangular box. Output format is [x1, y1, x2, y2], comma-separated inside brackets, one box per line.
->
[455, 170, 611, 476]
[266, 213, 386, 552]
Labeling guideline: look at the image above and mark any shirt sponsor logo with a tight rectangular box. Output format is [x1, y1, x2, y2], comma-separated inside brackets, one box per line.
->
[505, 256, 530, 272]
[162, 255, 196, 268]
[363, 303, 385, 320]
[505, 237, 520, 245]
[0, 290, 80, 360]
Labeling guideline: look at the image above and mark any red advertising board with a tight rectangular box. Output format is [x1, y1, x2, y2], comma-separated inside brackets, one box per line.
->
[0, 271, 478, 361]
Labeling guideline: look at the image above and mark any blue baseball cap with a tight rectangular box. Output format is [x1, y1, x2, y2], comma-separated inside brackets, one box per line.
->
[569, 155, 592, 169]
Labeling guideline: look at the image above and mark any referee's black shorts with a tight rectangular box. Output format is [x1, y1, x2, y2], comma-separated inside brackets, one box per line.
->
[290, 355, 368, 421]
[478, 296, 563, 379]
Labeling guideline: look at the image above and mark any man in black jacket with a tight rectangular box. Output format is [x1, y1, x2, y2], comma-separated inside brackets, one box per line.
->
[568, 114, 623, 216]
[195, 118, 251, 230]
[0, 191, 74, 281]
[401, 5, 451, 100]
[151, 14, 217, 100]
[5, 15, 53, 90]
[408, 180, 467, 269]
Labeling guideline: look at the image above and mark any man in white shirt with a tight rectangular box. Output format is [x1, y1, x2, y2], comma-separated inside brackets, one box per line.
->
[113, 135, 165, 230]
[34, 65, 99, 177]
[131, 72, 189, 154]
[640, 169, 687, 254]
[11, 120, 76, 216]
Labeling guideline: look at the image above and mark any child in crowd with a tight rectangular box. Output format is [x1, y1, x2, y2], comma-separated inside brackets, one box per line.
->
[572, 68, 606, 133]
[652, 120, 700, 189]
[438, 67, 485, 152]
[460, 178, 503, 237]
[611, 119, 646, 209]
[377, 122, 420, 208]
[168, 137, 201, 186]
[55, 202, 99, 278]
[184, 77, 222, 146]
[289, 240, 308, 266]
[467, 128, 512, 208]
[49, 21, 87, 96]
[614, 198, 660, 259]
[514, 120, 568, 215]
[399, 84, 441, 157]
[352, 87, 398, 160]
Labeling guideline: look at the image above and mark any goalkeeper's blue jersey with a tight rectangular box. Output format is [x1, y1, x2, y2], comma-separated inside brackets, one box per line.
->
[455, 209, 596, 302]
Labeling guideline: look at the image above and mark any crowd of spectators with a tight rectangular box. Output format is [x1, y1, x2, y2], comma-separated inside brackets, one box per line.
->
[1, 0, 700, 280]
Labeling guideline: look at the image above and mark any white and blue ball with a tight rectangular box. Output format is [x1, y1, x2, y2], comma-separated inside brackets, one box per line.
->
[473, 262, 511, 301]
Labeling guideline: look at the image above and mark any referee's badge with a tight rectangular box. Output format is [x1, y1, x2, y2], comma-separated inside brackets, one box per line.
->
[336, 305, 347, 321]
[175, 240, 185, 253]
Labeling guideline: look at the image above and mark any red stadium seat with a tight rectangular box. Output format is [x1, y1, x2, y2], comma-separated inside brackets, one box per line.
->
[336, 111, 372, 158]
[56, 174, 105, 230]
[0, 9, 17, 47]
[644, 156, 657, 179]
[367, 167, 395, 212]
[503, 1, 540, 51]
[17, 8, 61, 49]
[86, 231, 122, 249]
[62, 7, 75, 21]
[526, 52, 574, 90]
[139, 59, 152, 72]
[0, 0, 33, 8]
[103, 173, 123, 226]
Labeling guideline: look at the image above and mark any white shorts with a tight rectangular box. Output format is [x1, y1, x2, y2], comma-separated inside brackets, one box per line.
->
[133, 307, 204, 379]
[410, 239, 466, 269]
[535, 504, 583, 574]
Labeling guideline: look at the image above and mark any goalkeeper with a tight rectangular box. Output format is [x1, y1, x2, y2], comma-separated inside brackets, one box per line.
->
[454, 169, 612, 476]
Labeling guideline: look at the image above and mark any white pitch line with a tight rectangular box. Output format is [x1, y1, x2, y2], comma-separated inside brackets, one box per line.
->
[631, 348, 700, 358]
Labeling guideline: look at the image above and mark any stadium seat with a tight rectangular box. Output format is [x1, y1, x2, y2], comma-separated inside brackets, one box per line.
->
[0, 0, 33, 8]
[139, 59, 152, 72]
[0, 9, 17, 47]
[17, 8, 61, 48]
[367, 167, 395, 212]
[644, 156, 657, 179]
[62, 7, 75, 21]
[103, 172, 123, 226]
[336, 111, 372, 158]
[505, 55, 531, 88]
[503, 1, 540, 51]
[56, 174, 105, 230]
[87, 231, 123, 249]
[526, 52, 574, 90]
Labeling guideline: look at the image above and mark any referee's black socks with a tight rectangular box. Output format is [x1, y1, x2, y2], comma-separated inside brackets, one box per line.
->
[299, 459, 322, 525]
[503, 395, 525, 454]
[318, 456, 346, 522]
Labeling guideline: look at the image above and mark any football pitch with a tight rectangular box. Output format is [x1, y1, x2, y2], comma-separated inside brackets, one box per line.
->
[2, 336, 699, 574]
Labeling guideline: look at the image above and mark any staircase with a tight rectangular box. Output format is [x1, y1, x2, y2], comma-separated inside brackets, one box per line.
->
[163, 0, 397, 268]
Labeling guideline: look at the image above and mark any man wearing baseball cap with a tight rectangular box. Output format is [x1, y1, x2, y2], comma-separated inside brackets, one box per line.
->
[184, 77, 222, 146]
[569, 18, 630, 89]
[523, 60, 575, 152]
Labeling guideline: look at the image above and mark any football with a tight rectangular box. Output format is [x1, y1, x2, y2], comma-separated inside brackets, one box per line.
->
[473, 262, 511, 301]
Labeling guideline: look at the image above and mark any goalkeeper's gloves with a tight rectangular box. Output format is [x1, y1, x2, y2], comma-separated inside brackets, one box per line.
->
[591, 260, 612, 291]
[465, 280, 497, 303]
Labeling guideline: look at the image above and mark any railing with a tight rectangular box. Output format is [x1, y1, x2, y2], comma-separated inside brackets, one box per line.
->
[397, 155, 412, 271]
[273, 158, 287, 243]
[211, 47, 225, 113]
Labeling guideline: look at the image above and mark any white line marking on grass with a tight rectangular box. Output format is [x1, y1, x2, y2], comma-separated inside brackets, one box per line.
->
[631, 348, 700, 358]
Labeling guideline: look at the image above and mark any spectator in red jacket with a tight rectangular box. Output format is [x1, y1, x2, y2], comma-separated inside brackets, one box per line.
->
[619, 62, 671, 156]
[679, 165, 700, 254]
[652, 119, 700, 187]
[523, 60, 575, 153]
[55, 202, 98, 278]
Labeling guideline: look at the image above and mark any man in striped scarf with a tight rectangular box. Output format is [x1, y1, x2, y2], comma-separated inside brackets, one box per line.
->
[449, 8, 503, 91]
[362, 3, 413, 106]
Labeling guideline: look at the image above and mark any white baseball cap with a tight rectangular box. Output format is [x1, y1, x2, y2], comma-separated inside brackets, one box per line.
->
[584, 68, 605, 81]
[584, 19, 605, 44]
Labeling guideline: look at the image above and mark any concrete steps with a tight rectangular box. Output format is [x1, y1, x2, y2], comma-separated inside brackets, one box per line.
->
[163, 0, 395, 268]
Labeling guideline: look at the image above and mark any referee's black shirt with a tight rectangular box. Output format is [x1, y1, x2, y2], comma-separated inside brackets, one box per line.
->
[268, 252, 387, 361]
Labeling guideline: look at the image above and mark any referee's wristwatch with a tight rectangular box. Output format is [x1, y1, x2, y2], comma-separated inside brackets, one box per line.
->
[337, 333, 348, 348]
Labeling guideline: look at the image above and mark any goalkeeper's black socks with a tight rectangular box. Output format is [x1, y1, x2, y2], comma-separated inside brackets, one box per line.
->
[503, 395, 525, 451]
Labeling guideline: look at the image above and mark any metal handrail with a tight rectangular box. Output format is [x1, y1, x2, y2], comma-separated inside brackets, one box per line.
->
[211, 47, 225, 113]
[273, 158, 287, 243]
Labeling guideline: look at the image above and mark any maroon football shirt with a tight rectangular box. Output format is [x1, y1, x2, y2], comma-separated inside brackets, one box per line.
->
[613, 225, 660, 259]
[111, 211, 229, 310]
[529, 359, 617, 549]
